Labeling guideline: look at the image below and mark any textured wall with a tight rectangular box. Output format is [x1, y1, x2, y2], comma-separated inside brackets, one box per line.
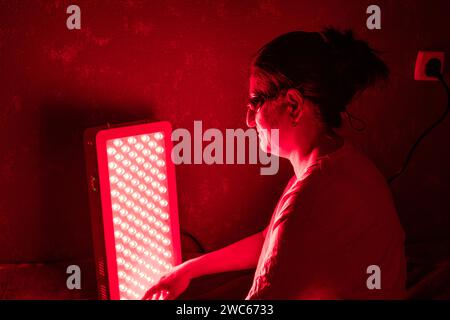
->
[0, 0, 449, 272]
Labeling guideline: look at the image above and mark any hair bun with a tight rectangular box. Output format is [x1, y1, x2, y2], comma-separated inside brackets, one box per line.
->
[320, 27, 389, 112]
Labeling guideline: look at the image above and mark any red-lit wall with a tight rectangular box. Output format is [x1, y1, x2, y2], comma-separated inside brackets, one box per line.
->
[0, 0, 449, 298]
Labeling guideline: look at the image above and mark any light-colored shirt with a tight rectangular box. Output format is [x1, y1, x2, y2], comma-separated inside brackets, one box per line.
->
[246, 142, 406, 299]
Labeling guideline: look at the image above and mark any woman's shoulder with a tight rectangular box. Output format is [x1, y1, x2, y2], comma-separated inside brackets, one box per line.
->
[277, 141, 394, 214]
[316, 141, 388, 188]
[286, 141, 393, 212]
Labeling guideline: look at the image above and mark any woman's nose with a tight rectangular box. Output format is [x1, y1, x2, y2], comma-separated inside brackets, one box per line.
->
[246, 109, 256, 128]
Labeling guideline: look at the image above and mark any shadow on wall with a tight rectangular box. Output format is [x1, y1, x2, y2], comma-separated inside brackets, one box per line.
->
[35, 96, 156, 262]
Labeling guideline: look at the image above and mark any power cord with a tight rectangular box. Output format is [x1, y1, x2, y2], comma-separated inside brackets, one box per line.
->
[181, 229, 206, 253]
[388, 58, 450, 184]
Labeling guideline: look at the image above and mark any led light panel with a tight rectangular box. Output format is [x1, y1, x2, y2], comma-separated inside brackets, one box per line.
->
[85, 121, 181, 300]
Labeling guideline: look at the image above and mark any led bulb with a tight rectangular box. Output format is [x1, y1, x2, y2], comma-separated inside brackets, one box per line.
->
[109, 162, 118, 170]
[125, 187, 133, 194]
[114, 153, 124, 161]
[160, 200, 168, 207]
[135, 220, 143, 227]
[144, 176, 152, 183]
[143, 162, 152, 170]
[110, 176, 119, 184]
[154, 132, 164, 140]
[120, 209, 128, 217]
[129, 151, 138, 159]
[133, 206, 142, 214]
[127, 137, 137, 145]
[111, 189, 120, 198]
[156, 160, 165, 167]
[132, 192, 141, 200]
[122, 159, 131, 167]
[158, 186, 167, 194]
[151, 181, 159, 189]
[136, 157, 145, 164]
[153, 207, 162, 215]
[140, 211, 149, 219]
[137, 170, 146, 178]
[113, 139, 123, 147]
[107, 147, 117, 156]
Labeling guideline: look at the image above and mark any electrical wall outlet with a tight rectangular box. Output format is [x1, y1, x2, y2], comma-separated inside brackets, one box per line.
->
[414, 51, 445, 81]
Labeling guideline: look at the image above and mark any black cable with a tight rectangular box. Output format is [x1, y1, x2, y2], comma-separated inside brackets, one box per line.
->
[388, 71, 450, 184]
[181, 229, 206, 253]
[345, 110, 367, 132]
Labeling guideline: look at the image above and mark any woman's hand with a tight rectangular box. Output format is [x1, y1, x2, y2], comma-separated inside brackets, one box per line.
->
[142, 262, 192, 300]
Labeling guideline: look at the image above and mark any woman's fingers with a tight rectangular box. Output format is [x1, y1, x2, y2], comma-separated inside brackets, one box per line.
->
[163, 290, 175, 300]
[142, 290, 154, 300]
[142, 283, 164, 300]
[144, 289, 172, 300]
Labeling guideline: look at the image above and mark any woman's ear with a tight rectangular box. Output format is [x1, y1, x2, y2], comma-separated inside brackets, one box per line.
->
[285, 88, 304, 126]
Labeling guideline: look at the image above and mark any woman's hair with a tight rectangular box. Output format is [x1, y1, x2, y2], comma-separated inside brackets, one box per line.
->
[251, 27, 389, 128]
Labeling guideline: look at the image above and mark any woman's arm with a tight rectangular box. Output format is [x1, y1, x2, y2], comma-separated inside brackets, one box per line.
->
[143, 229, 267, 299]
[184, 230, 266, 279]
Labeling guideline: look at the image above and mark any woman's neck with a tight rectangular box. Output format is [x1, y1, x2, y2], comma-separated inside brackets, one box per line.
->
[289, 130, 344, 179]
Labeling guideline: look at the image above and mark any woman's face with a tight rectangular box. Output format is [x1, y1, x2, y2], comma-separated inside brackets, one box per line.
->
[247, 74, 293, 157]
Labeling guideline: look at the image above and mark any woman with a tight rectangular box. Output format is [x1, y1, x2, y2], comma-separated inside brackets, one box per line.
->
[144, 28, 406, 300]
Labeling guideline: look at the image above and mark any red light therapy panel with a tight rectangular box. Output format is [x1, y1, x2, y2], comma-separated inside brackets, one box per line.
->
[92, 122, 181, 300]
